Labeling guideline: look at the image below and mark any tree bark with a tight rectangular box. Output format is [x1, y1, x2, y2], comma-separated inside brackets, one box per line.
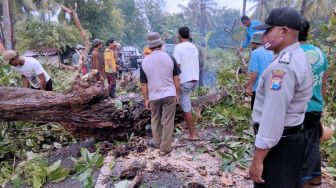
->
[242, 0, 247, 16]
[300, 0, 307, 16]
[59, 3, 90, 53]
[2, 0, 13, 49]
[0, 78, 227, 140]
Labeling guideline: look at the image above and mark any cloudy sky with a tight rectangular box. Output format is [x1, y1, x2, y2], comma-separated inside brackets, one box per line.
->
[165, 0, 255, 14]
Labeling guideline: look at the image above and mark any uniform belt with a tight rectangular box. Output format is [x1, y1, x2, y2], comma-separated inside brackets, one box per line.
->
[253, 123, 303, 136]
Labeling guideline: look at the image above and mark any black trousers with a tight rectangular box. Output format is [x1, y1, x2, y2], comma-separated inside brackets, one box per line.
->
[255, 132, 306, 188]
[31, 79, 53, 91]
[251, 91, 256, 111]
[302, 112, 322, 185]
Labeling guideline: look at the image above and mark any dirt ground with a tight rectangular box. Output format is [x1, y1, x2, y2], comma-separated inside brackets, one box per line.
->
[100, 128, 336, 188]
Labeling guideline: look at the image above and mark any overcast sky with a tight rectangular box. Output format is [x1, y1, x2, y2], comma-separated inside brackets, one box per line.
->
[165, 0, 255, 15]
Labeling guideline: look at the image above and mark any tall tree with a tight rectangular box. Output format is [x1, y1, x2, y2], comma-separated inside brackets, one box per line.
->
[179, 0, 217, 36]
[242, 0, 247, 15]
[59, 0, 125, 40]
[3, 0, 12, 49]
[117, 0, 147, 47]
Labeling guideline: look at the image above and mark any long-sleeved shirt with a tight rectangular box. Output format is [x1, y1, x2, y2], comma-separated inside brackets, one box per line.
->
[91, 48, 105, 78]
[242, 20, 263, 48]
[252, 42, 313, 149]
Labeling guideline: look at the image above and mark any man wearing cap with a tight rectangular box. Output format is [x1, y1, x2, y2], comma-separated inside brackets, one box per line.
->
[246, 31, 273, 110]
[104, 39, 118, 98]
[249, 7, 313, 188]
[91, 39, 105, 81]
[240, 15, 263, 51]
[299, 19, 328, 188]
[140, 32, 181, 156]
[173, 26, 200, 141]
[2, 50, 53, 91]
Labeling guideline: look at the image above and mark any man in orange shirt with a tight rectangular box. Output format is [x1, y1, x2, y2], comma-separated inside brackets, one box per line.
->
[104, 38, 118, 98]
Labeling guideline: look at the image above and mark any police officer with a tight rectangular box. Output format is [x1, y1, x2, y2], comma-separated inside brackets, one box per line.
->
[249, 7, 313, 188]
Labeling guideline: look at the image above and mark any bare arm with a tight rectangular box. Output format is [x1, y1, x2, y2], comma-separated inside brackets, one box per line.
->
[173, 75, 181, 102]
[248, 72, 258, 88]
[21, 75, 30, 88]
[322, 71, 328, 98]
[141, 83, 150, 109]
[38, 73, 47, 90]
[246, 72, 258, 96]
[249, 147, 270, 183]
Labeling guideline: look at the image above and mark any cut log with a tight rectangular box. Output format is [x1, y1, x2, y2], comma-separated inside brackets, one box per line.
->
[0, 78, 227, 140]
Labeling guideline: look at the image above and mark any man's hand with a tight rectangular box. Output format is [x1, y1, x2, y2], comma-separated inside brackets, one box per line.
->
[176, 96, 180, 104]
[249, 159, 265, 183]
[246, 86, 253, 96]
[239, 47, 244, 52]
[144, 99, 150, 110]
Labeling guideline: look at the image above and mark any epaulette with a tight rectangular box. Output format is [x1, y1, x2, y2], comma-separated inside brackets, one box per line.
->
[279, 52, 291, 64]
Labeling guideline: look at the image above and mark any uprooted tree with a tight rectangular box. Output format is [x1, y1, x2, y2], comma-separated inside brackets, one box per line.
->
[0, 77, 227, 140]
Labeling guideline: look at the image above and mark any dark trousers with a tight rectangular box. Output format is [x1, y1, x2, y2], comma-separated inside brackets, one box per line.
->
[251, 91, 256, 111]
[106, 73, 117, 98]
[31, 79, 53, 91]
[302, 112, 322, 185]
[255, 132, 306, 188]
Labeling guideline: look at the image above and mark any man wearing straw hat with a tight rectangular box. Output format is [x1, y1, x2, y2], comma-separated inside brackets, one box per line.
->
[140, 32, 181, 156]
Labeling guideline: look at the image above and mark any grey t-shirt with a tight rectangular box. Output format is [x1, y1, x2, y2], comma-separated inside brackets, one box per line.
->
[140, 50, 180, 101]
[252, 42, 313, 149]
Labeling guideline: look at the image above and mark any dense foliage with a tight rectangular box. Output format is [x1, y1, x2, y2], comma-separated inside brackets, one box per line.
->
[15, 19, 82, 52]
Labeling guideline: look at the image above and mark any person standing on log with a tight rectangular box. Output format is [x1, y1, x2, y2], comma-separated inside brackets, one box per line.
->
[299, 18, 328, 188]
[173, 26, 200, 141]
[140, 32, 181, 156]
[91, 39, 105, 81]
[2, 50, 53, 91]
[249, 7, 313, 187]
[246, 32, 273, 110]
[104, 39, 118, 98]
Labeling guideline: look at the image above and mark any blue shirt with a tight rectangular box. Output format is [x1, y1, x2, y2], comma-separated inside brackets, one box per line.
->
[301, 44, 328, 112]
[248, 46, 273, 91]
[242, 20, 263, 48]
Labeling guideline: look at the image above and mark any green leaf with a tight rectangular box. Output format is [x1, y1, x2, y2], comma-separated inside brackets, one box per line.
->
[80, 148, 91, 163]
[47, 167, 70, 183]
[32, 175, 43, 188]
[326, 167, 336, 177]
[46, 160, 61, 175]
[108, 160, 116, 170]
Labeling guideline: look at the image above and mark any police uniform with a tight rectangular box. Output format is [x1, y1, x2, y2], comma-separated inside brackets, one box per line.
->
[252, 42, 313, 187]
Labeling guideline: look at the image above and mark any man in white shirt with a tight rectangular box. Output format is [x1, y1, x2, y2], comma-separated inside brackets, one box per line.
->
[2, 50, 52, 91]
[173, 26, 200, 141]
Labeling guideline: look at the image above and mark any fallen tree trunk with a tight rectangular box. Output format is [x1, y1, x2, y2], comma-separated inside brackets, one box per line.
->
[0, 78, 227, 140]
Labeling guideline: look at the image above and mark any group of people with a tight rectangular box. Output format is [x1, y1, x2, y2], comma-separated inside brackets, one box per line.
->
[0, 5, 331, 188]
[72, 38, 124, 98]
[140, 26, 200, 156]
[242, 7, 328, 188]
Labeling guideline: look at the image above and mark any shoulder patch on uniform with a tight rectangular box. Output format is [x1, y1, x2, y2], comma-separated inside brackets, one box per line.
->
[279, 52, 291, 64]
[270, 70, 286, 90]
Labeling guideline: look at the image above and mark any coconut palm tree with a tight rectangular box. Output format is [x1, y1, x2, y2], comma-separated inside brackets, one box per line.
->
[2, 0, 12, 49]
[295, 0, 334, 19]
[179, 0, 217, 36]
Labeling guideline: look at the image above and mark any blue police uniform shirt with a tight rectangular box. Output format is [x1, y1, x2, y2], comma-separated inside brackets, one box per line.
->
[248, 46, 274, 91]
[301, 44, 328, 112]
[242, 20, 263, 48]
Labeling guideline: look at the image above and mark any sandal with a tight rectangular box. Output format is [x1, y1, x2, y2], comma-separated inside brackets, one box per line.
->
[147, 138, 158, 148]
[182, 135, 202, 141]
[159, 150, 172, 156]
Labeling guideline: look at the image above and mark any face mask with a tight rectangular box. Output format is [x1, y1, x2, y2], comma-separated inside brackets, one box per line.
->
[262, 27, 285, 50]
